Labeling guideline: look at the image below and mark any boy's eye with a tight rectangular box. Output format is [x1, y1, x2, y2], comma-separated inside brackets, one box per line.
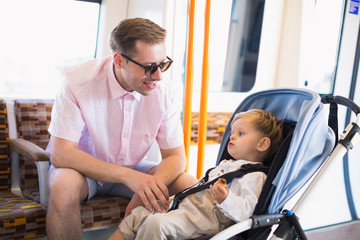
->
[239, 132, 244, 136]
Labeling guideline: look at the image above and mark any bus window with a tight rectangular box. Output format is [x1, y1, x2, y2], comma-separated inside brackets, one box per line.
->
[299, 0, 345, 94]
[171, 0, 233, 94]
[172, 0, 265, 97]
[0, 1, 100, 98]
[223, 0, 265, 92]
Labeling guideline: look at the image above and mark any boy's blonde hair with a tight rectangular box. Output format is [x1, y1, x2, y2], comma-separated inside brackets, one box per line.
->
[231, 109, 283, 159]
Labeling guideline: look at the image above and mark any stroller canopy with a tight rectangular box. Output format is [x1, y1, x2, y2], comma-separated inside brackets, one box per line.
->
[216, 88, 335, 213]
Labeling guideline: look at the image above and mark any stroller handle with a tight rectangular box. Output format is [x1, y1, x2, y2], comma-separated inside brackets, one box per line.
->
[321, 95, 360, 115]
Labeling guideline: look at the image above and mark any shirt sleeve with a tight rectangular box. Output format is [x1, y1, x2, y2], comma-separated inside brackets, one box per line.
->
[48, 76, 85, 142]
[155, 89, 184, 149]
[216, 172, 267, 222]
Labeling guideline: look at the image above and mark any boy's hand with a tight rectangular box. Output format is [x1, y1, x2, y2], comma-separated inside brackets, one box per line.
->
[210, 178, 229, 204]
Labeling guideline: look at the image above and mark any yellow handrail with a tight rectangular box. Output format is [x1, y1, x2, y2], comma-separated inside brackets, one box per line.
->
[196, 0, 211, 178]
[183, 0, 196, 172]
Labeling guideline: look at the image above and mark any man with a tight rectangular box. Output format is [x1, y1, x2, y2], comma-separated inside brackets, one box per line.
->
[46, 18, 195, 239]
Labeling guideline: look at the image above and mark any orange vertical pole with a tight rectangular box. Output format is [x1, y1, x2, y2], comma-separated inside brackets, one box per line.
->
[183, 0, 196, 172]
[196, 0, 211, 178]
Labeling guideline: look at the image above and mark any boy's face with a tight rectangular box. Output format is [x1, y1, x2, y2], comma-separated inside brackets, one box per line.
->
[114, 40, 167, 96]
[227, 117, 265, 161]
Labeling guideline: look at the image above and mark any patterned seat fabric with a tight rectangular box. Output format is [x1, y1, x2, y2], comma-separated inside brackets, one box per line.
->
[14, 99, 130, 233]
[15, 99, 53, 203]
[190, 112, 232, 144]
[0, 99, 47, 239]
[0, 100, 11, 191]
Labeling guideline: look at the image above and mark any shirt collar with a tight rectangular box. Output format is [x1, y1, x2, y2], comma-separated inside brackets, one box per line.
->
[108, 59, 141, 101]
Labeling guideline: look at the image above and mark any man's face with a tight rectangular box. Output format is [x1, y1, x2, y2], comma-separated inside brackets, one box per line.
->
[114, 40, 167, 96]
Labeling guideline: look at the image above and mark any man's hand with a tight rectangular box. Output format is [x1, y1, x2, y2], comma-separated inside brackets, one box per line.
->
[125, 170, 169, 214]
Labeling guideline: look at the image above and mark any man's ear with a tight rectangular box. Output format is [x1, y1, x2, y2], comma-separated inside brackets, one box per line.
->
[113, 52, 123, 69]
[257, 137, 271, 152]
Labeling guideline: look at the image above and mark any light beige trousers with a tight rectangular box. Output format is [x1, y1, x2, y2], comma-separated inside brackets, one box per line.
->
[120, 189, 235, 240]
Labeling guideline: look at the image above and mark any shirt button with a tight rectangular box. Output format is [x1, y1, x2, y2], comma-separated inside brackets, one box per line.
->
[221, 169, 224, 173]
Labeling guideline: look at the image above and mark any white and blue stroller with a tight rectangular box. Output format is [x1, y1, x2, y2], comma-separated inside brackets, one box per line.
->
[200, 88, 360, 240]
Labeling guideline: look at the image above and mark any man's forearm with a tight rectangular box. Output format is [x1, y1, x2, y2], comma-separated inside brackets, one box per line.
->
[153, 155, 185, 186]
[51, 139, 130, 184]
[154, 145, 191, 194]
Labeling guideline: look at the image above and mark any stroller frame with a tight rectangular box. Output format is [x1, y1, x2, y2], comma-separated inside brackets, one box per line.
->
[208, 89, 360, 240]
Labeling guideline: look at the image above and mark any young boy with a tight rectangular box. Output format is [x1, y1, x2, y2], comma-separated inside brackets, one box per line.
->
[109, 109, 283, 240]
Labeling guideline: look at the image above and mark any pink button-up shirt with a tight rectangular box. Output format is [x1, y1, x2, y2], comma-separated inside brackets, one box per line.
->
[47, 56, 183, 169]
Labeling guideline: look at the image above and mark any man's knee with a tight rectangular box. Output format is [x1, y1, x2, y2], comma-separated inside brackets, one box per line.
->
[48, 168, 88, 208]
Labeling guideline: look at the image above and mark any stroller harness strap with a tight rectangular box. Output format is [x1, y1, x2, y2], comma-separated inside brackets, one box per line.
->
[168, 163, 269, 211]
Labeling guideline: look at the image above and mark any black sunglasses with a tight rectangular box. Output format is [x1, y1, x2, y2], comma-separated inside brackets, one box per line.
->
[121, 53, 173, 77]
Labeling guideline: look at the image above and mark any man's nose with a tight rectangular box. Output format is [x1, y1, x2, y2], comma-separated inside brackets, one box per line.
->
[150, 67, 163, 80]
